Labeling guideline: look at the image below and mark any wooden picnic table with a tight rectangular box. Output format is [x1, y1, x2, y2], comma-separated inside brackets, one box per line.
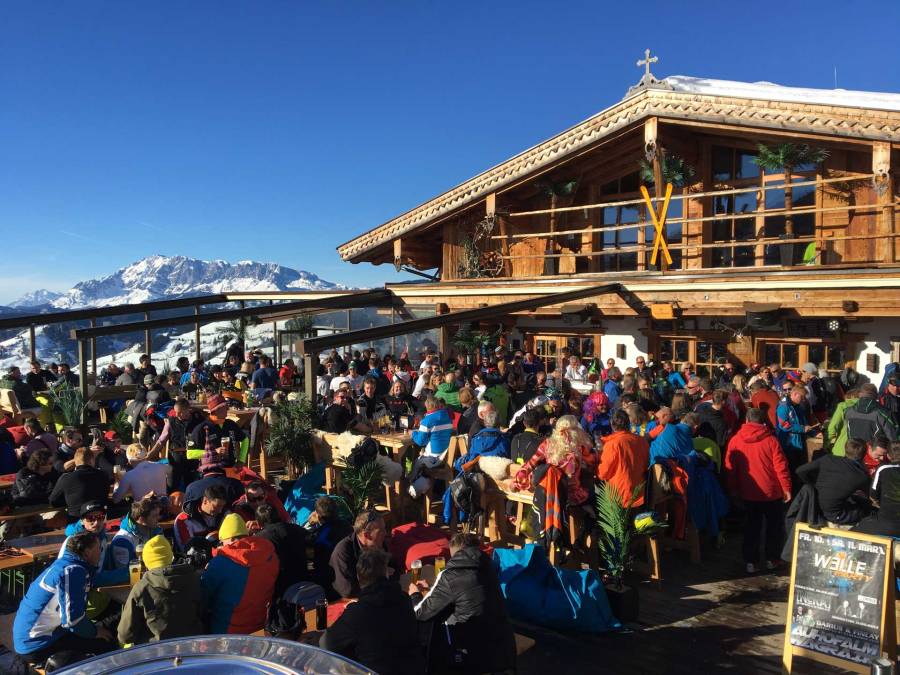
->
[318, 431, 415, 520]
[0, 504, 63, 523]
[5, 531, 68, 562]
[189, 402, 261, 429]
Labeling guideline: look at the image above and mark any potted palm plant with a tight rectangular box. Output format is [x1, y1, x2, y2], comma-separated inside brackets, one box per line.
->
[264, 396, 317, 478]
[46, 381, 85, 430]
[596, 482, 642, 622]
[753, 143, 829, 266]
[340, 461, 385, 518]
[639, 152, 696, 189]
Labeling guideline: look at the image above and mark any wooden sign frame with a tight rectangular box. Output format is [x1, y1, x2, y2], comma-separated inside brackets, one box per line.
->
[783, 524, 896, 673]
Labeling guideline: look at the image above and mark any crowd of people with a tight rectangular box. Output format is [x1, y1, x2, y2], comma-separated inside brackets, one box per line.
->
[4, 340, 900, 672]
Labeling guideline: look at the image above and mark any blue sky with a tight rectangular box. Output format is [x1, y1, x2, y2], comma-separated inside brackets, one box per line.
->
[1, 1, 899, 303]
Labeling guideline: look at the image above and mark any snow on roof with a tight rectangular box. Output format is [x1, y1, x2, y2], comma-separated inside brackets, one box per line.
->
[665, 75, 900, 113]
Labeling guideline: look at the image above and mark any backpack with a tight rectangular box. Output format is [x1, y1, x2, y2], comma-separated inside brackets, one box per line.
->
[449, 471, 486, 531]
[348, 437, 380, 469]
[144, 401, 175, 430]
[266, 581, 327, 638]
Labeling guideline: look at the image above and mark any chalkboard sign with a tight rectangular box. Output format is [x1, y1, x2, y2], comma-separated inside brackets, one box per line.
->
[783, 524, 896, 673]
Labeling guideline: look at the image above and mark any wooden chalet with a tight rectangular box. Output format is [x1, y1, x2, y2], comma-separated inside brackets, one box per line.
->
[334, 60, 900, 383]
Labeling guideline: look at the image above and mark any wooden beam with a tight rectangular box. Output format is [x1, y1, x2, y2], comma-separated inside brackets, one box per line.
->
[71, 290, 394, 340]
[874, 142, 895, 263]
[299, 283, 628, 355]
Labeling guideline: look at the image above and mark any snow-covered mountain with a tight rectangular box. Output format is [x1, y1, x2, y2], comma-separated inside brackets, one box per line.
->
[0, 255, 345, 370]
[46, 255, 341, 309]
[9, 289, 63, 308]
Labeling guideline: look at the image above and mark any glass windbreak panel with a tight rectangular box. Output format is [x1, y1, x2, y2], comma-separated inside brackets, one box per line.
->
[697, 341, 711, 363]
[712, 343, 728, 360]
[712, 146, 733, 181]
[807, 344, 825, 367]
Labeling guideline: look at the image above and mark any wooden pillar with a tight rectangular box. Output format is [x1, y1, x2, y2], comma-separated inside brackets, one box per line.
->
[487, 193, 512, 278]
[643, 118, 661, 273]
[588, 184, 601, 273]
[77, 339, 88, 431]
[303, 354, 316, 402]
[874, 142, 895, 263]
[28, 324, 36, 362]
[90, 318, 97, 376]
[143, 312, 151, 357]
[272, 321, 279, 365]
[194, 305, 202, 363]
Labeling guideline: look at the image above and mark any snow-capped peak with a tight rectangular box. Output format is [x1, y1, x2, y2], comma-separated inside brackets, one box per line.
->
[48, 255, 344, 309]
[9, 289, 64, 308]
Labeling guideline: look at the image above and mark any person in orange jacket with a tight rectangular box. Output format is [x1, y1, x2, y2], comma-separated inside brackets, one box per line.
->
[596, 410, 650, 508]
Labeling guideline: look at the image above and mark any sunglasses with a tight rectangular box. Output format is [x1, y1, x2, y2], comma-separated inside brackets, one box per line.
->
[83, 513, 106, 522]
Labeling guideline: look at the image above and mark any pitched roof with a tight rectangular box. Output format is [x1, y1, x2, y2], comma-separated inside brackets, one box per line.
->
[338, 76, 900, 262]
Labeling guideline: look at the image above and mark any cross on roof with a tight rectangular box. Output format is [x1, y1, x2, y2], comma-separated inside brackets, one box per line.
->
[637, 49, 658, 78]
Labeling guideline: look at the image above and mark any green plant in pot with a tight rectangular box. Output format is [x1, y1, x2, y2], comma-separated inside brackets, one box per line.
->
[264, 396, 317, 478]
[108, 409, 134, 444]
[339, 460, 385, 519]
[596, 481, 643, 622]
[46, 381, 86, 429]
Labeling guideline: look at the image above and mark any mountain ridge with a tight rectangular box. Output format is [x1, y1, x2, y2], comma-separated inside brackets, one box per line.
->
[10, 255, 343, 310]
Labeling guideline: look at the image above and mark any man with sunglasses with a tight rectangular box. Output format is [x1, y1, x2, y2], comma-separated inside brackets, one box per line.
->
[57, 501, 128, 587]
[232, 480, 290, 525]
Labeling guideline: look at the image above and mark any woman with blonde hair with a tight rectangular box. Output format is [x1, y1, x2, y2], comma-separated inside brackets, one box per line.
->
[514, 415, 597, 506]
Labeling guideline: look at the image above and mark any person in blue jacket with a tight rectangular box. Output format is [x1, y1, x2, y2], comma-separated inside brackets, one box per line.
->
[408, 395, 454, 498]
[453, 409, 510, 471]
[649, 409, 696, 466]
[603, 367, 623, 408]
[776, 384, 819, 475]
[57, 500, 128, 588]
[109, 496, 164, 571]
[15, 532, 117, 665]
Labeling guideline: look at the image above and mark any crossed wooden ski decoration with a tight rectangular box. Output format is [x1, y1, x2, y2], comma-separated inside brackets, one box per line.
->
[639, 182, 674, 267]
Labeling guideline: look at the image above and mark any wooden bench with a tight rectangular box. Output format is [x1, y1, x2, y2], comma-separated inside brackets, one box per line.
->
[422, 435, 464, 530]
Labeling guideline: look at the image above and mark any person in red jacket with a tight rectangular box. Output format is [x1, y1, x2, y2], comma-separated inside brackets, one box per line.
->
[749, 380, 780, 429]
[725, 407, 792, 574]
[597, 410, 650, 508]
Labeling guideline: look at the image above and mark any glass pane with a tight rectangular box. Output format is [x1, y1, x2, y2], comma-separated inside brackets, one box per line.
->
[712, 146, 733, 182]
[714, 195, 733, 216]
[601, 179, 618, 195]
[675, 341, 689, 362]
[734, 245, 755, 267]
[735, 219, 755, 241]
[712, 248, 732, 267]
[620, 172, 640, 193]
[619, 207, 639, 244]
[737, 151, 760, 179]
[782, 344, 799, 368]
[763, 343, 780, 366]
[712, 219, 731, 242]
[697, 341, 711, 363]
[827, 345, 845, 371]
[619, 252, 638, 270]
[734, 192, 756, 216]
[580, 338, 595, 359]
[696, 364, 710, 378]
[660, 340, 673, 362]
[807, 344, 825, 368]
[713, 343, 728, 360]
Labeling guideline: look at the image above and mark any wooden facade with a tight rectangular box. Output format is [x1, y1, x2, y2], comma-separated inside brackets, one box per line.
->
[338, 77, 900, 379]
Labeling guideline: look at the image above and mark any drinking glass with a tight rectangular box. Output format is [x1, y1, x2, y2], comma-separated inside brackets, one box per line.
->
[434, 556, 446, 575]
[410, 559, 422, 584]
[315, 598, 328, 630]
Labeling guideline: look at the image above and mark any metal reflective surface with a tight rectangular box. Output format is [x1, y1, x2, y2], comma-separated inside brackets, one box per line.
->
[55, 635, 374, 675]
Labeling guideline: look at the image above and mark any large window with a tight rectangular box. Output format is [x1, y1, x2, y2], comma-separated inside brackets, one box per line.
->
[759, 340, 850, 374]
[711, 146, 760, 268]
[709, 145, 819, 267]
[656, 335, 728, 378]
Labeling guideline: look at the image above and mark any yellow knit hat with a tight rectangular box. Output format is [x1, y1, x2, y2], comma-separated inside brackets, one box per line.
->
[218, 513, 248, 542]
[142, 534, 173, 570]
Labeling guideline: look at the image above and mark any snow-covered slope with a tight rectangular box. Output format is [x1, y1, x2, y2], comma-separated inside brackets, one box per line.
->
[50, 255, 341, 309]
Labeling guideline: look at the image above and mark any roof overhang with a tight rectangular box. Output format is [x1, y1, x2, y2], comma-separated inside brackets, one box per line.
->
[338, 88, 900, 263]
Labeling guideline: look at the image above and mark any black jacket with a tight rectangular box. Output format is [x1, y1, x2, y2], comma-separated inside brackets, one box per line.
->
[320, 579, 425, 675]
[11, 467, 60, 505]
[411, 546, 516, 673]
[510, 429, 543, 465]
[797, 454, 871, 525]
[696, 405, 729, 450]
[96, 448, 129, 483]
[323, 404, 352, 434]
[312, 518, 354, 600]
[329, 534, 398, 599]
[257, 522, 308, 598]
[183, 473, 245, 511]
[48, 465, 111, 517]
